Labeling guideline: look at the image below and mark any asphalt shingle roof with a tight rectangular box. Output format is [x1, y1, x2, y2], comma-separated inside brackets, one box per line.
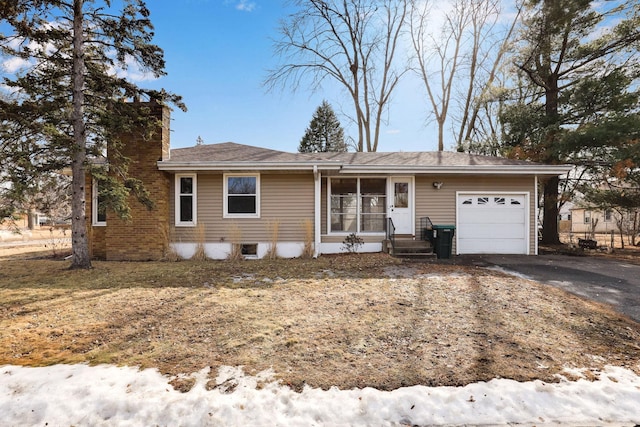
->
[167, 142, 533, 167]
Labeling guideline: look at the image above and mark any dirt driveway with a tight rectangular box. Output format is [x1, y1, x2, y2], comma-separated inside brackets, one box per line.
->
[459, 254, 640, 322]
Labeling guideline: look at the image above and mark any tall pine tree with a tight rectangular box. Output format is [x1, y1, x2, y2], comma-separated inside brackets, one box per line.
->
[298, 101, 347, 153]
[0, 0, 184, 268]
[500, 0, 640, 244]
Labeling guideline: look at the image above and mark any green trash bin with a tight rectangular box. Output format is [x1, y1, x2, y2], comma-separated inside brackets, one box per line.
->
[432, 225, 456, 259]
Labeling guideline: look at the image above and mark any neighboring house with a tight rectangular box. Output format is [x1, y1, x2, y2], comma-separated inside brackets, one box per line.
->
[87, 102, 571, 260]
[0, 212, 46, 230]
[571, 207, 618, 235]
[558, 202, 573, 233]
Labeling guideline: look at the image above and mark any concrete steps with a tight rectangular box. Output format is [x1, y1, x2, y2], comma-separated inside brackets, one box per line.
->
[385, 238, 435, 259]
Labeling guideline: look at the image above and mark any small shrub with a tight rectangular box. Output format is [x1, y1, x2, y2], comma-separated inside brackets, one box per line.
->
[192, 222, 207, 261]
[227, 223, 244, 261]
[341, 233, 363, 253]
[160, 222, 181, 261]
[266, 219, 280, 260]
[47, 227, 68, 257]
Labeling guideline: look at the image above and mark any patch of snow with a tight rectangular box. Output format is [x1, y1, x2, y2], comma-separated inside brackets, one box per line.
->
[1, 364, 639, 426]
[486, 265, 534, 281]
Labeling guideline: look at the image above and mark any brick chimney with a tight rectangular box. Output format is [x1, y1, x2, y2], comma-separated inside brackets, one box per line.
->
[89, 101, 171, 260]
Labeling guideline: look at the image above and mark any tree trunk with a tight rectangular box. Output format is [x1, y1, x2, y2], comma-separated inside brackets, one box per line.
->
[539, 23, 561, 244]
[540, 176, 560, 245]
[27, 208, 36, 230]
[632, 211, 638, 246]
[70, 0, 91, 269]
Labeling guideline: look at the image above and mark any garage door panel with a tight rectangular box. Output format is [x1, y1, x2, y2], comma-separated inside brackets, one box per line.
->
[459, 211, 525, 224]
[458, 223, 526, 239]
[457, 193, 528, 255]
[458, 238, 526, 254]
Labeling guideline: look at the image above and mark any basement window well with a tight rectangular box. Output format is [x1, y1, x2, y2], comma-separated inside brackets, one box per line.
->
[241, 244, 258, 257]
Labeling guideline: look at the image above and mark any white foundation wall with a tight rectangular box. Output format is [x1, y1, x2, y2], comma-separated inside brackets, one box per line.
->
[172, 242, 307, 260]
[318, 242, 383, 255]
[172, 241, 384, 259]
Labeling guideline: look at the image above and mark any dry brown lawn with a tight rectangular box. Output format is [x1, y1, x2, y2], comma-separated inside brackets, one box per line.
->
[1, 253, 639, 393]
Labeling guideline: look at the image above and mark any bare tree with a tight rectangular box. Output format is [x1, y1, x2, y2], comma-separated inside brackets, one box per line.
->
[409, 0, 518, 151]
[454, 0, 521, 149]
[266, 0, 409, 152]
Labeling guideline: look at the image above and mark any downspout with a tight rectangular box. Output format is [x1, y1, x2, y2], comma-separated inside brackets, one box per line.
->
[534, 175, 539, 255]
[314, 165, 321, 258]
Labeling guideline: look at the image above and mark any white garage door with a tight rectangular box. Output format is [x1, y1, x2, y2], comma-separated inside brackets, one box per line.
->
[457, 193, 528, 254]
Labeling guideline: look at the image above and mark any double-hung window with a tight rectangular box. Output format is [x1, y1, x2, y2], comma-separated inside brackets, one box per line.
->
[176, 174, 196, 226]
[224, 174, 260, 217]
[330, 178, 386, 233]
[604, 209, 612, 222]
[92, 180, 106, 226]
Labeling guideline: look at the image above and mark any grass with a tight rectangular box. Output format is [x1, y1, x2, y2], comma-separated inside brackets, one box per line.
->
[1, 253, 639, 393]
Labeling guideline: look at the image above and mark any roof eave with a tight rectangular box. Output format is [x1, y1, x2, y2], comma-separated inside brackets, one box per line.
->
[157, 161, 342, 172]
[157, 161, 572, 175]
[338, 165, 573, 175]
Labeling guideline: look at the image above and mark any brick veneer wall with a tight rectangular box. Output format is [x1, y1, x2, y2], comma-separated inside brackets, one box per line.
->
[88, 102, 171, 261]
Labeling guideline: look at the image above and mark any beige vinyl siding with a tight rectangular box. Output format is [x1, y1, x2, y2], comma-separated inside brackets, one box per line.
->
[414, 175, 536, 254]
[171, 172, 314, 242]
[321, 175, 536, 251]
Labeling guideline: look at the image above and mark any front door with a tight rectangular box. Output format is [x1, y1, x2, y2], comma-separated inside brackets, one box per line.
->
[389, 177, 413, 235]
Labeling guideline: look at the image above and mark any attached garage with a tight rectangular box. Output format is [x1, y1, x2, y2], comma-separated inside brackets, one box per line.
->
[456, 192, 529, 255]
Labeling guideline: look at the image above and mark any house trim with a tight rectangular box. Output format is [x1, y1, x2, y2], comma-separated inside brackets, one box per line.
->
[159, 162, 341, 172]
[338, 165, 571, 175]
[314, 165, 321, 258]
[158, 162, 570, 177]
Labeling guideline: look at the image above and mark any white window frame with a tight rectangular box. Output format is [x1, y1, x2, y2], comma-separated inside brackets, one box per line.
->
[584, 210, 591, 224]
[175, 174, 197, 227]
[224, 173, 260, 218]
[604, 209, 612, 222]
[327, 177, 387, 235]
[92, 179, 106, 226]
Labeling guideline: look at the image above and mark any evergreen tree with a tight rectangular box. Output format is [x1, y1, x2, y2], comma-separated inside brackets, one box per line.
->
[0, 0, 184, 268]
[298, 101, 347, 153]
[499, 0, 640, 244]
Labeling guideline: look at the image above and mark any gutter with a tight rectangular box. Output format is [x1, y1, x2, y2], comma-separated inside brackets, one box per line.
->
[157, 161, 342, 172]
[337, 165, 573, 175]
[158, 161, 572, 176]
[313, 165, 321, 259]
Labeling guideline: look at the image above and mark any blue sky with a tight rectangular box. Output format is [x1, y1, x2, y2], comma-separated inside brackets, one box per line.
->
[143, 1, 435, 153]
